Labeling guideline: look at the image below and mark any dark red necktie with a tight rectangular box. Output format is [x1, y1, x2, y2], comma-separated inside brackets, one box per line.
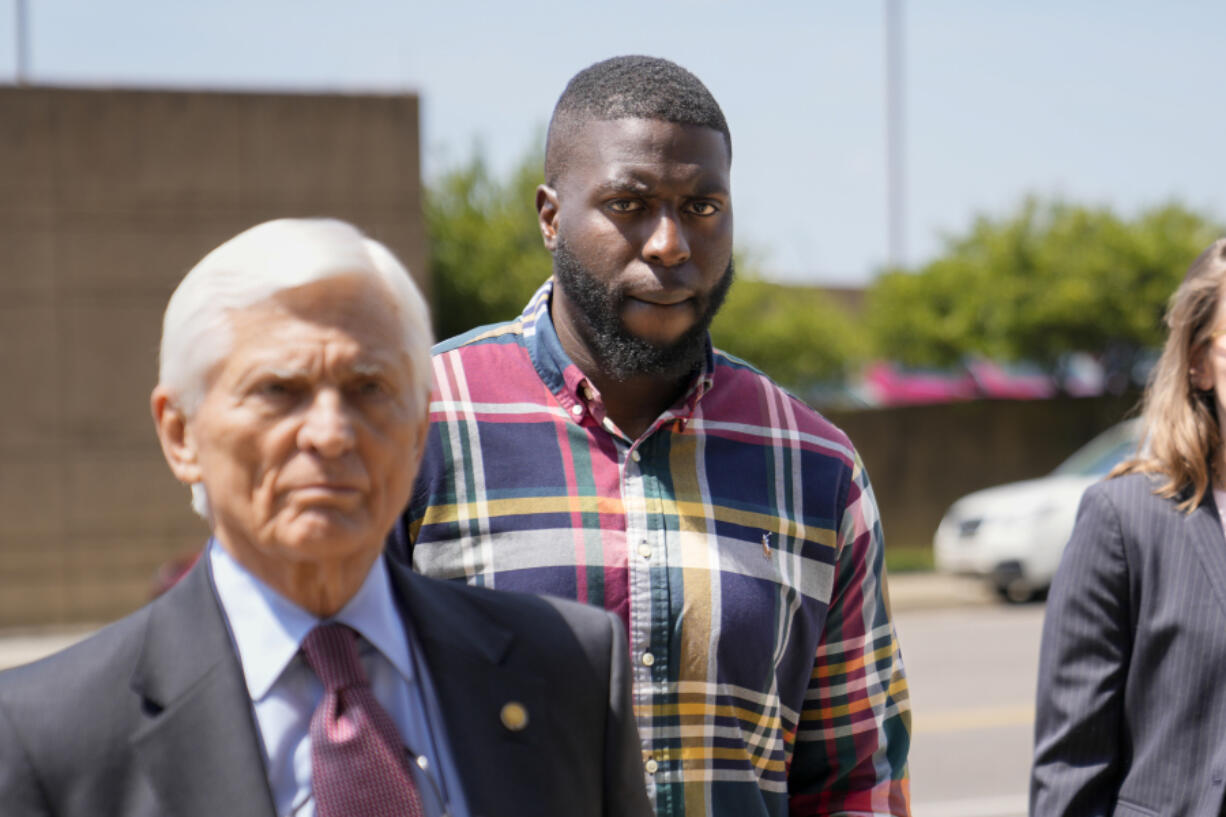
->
[300, 623, 425, 817]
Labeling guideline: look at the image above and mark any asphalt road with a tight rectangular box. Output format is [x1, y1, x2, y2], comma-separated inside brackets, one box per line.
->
[898, 601, 1046, 817]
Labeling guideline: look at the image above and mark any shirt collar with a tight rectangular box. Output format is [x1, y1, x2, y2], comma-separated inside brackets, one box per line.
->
[523, 277, 717, 429]
[209, 540, 414, 701]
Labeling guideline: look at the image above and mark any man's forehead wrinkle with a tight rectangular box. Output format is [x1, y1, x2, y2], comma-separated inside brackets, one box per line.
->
[231, 327, 401, 370]
[227, 345, 311, 383]
[241, 355, 391, 376]
[351, 358, 408, 380]
[262, 363, 311, 379]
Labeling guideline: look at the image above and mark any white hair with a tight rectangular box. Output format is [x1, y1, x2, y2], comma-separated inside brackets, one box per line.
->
[158, 218, 434, 519]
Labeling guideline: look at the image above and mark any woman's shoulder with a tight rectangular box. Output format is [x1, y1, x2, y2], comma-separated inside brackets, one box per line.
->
[1095, 470, 1165, 496]
[1087, 470, 1194, 525]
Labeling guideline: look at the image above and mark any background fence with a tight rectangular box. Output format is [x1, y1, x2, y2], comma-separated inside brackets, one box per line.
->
[827, 393, 1140, 553]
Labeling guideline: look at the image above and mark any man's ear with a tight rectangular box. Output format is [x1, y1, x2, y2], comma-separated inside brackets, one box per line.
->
[151, 386, 202, 485]
[536, 184, 559, 251]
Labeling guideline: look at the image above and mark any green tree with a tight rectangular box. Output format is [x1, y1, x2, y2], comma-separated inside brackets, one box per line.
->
[711, 273, 866, 390]
[867, 197, 1222, 370]
[427, 147, 551, 339]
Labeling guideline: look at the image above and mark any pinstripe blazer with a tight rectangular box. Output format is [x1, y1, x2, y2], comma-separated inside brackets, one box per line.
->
[1032, 472, 1226, 817]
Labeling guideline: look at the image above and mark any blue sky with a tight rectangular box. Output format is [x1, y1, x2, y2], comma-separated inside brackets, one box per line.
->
[3, 1, 1223, 284]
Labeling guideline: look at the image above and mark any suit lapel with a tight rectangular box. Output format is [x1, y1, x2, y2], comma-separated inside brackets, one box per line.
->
[1186, 489, 1226, 621]
[387, 560, 551, 817]
[129, 558, 276, 817]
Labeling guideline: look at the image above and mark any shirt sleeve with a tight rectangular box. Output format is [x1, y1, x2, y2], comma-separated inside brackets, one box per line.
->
[788, 453, 912, 816]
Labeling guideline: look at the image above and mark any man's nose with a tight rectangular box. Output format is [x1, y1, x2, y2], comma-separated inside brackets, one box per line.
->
[643, 210, 691, 268]
[297, 390, 356, 457]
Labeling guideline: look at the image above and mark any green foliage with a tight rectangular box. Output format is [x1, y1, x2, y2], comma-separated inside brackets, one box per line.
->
[884, 544, 935, 574]
[426, 147, 551, 339]
[867, 197, 1223, 369]
[711, 271, 866, 388]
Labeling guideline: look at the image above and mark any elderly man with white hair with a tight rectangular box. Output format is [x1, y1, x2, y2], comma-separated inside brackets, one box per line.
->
[0, 219, 651, 817]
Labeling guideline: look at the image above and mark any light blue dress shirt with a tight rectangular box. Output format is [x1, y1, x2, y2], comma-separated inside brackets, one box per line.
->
[208, 541, 469, 817]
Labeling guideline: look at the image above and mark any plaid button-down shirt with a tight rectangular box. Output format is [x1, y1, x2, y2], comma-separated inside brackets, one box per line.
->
[390, 280, 911, 817]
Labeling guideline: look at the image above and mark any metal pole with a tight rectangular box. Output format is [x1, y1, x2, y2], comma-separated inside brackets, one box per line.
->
[15, 0, 29, 84]
[885, 0, 906, 268]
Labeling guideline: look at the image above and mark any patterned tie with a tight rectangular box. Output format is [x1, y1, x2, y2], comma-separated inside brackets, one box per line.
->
[301, 623, 425, 817]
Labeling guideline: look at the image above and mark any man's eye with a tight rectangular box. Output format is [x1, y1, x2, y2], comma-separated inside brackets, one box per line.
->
[607, 199, 643, 213]
[351, 378, 387, 398]
[687, 201, 719, 216]
[257, 380, 295, 398]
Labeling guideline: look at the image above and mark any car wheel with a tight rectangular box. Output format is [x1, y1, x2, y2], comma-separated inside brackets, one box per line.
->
[995, 578, 1040, 604]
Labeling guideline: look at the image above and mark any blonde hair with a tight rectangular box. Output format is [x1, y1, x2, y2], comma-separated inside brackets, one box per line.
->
[1113, 238, 1226, 511]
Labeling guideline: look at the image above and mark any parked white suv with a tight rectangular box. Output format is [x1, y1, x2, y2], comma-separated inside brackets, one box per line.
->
[933, 419, 1141, 602]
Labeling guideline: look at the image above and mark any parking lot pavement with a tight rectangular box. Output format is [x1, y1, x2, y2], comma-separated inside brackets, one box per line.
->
[898, 603, 1045, 817]
[887, 570, 998, 612]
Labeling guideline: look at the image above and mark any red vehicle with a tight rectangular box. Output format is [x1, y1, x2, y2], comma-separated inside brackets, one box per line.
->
[860, 361, 978, 406]
[965, 358, 1057, 400]
[860, 358, 1071, 406]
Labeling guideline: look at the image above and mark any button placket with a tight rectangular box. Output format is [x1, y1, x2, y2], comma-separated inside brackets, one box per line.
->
[619, 432, 655, 758]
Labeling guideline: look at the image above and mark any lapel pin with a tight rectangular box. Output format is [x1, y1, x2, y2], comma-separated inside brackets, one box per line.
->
[500, 701, 529, 732]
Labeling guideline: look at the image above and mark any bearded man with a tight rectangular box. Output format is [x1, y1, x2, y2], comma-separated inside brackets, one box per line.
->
[391, 56, 911, 817]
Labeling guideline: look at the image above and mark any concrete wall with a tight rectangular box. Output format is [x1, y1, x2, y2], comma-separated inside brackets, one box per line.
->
[826, 394, 1141, 552]
[1, 86, 425, 627]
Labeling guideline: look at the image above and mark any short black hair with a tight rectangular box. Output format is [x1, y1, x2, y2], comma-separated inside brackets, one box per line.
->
[545, 55, 731, 185]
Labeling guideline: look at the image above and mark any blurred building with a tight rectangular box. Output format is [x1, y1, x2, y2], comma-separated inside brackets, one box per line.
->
[1, 86, 425, 627]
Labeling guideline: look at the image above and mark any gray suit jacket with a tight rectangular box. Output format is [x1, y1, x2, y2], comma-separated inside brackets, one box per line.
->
[0, 554, 652, 817]
[1032, 472, 1226, 817]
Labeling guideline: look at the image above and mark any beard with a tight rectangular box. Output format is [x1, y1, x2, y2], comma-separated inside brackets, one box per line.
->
[552, 238, 734, 382]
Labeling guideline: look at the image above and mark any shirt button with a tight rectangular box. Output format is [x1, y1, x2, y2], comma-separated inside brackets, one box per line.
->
[641, 652, 655, 667]
[570, 404, 584, 417]
[638, 543, 652, 559]
[645, 758, 660, 774]
[630, 450, 641, 463]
